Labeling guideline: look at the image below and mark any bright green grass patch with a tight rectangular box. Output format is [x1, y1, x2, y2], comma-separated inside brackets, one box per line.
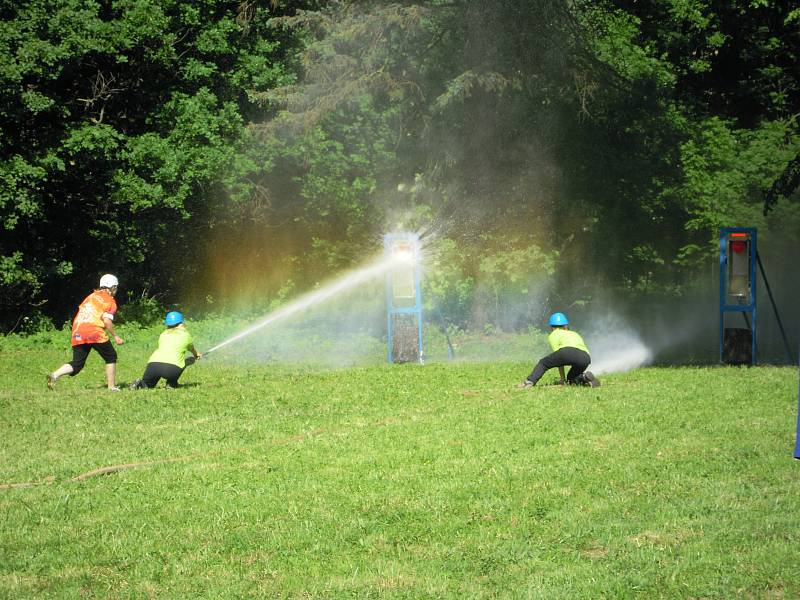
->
[1, 335, 799, 598]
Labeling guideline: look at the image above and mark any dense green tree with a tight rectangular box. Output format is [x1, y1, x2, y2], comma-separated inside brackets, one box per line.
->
[592, 0, 800, 272]
[0, 0, 313, 330]
[249, 1, 606, 325]
[257, 0, 799, 319]
[2, 0, 797, 332]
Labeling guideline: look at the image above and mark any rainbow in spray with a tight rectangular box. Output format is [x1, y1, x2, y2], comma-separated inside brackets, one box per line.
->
[204, 251, 411, 356]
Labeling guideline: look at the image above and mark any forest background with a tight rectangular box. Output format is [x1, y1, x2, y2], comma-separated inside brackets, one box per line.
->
[2, 0, 799, 361]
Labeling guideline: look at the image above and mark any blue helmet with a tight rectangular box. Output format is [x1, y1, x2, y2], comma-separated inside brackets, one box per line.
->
[548, 312, 569, 327]
[164, 311, 184, 326]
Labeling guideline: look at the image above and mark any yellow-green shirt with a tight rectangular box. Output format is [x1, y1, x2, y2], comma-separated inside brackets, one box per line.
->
[548, 328, 589, 354]
[148, 328, 193, 368]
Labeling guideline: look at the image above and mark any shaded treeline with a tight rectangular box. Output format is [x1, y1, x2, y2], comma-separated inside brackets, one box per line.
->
[2, 0, 798, 336]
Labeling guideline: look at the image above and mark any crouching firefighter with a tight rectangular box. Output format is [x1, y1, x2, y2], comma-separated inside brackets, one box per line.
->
[518, 312, 600, 388]
[130, 311, 202, 389]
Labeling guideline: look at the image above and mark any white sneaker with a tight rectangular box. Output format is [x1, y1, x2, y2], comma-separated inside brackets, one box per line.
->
[108, 386, 121, 392]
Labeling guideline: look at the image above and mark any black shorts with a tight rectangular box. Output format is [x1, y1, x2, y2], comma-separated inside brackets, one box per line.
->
[69, 342, 117, 375]
[140, 362, 185, 389]
[527, 347, 591, 385]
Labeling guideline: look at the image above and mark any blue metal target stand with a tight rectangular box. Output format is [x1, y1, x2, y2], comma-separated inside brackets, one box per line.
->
[718, 228, 799, 459]
[384, 233, 424, 364]
[719, 228, 758, 364]
[719, 227, 795, 366]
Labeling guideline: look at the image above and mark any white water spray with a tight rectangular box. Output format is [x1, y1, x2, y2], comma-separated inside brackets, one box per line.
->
[585, 315, 654, 375]
[589, 342, 653, 375]
[205, 253, 405, 355]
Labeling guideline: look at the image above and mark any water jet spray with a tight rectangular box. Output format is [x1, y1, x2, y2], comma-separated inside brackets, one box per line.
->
[202, 251, 409, 357]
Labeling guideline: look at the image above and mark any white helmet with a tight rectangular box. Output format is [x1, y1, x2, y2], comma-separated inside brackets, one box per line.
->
[99, 274, 119, 289]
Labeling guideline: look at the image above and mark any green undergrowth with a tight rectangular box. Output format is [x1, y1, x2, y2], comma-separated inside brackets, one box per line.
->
[1, 333, 799, 598]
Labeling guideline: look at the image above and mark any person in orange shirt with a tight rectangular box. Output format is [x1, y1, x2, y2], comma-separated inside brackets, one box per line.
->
[47, 274, 125, 391]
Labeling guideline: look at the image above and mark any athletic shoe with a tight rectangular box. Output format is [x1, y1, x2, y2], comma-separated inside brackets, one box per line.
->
[108, 386, 121, 392]
[128, 379, 143, 390]
[516, 380, 534, 389]
[46, 374, 55, 390]
[583, 371, 601, 388]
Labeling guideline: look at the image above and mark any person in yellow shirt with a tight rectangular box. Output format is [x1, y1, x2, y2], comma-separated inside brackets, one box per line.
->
[47, 274, 125, 391]
[518, 312, 600, 388]
[130, 311, 202, 389]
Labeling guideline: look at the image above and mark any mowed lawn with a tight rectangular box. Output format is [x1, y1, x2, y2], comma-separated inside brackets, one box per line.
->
[1, 341, 799, 598]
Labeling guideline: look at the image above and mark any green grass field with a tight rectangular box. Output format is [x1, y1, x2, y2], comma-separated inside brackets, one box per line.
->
[1, 326, 799, 598]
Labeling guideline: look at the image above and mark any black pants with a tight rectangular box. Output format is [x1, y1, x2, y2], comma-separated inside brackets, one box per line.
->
[527, 347, 590, 385]
[69, 342, 117, 375]
[140, 362, 185, 388]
